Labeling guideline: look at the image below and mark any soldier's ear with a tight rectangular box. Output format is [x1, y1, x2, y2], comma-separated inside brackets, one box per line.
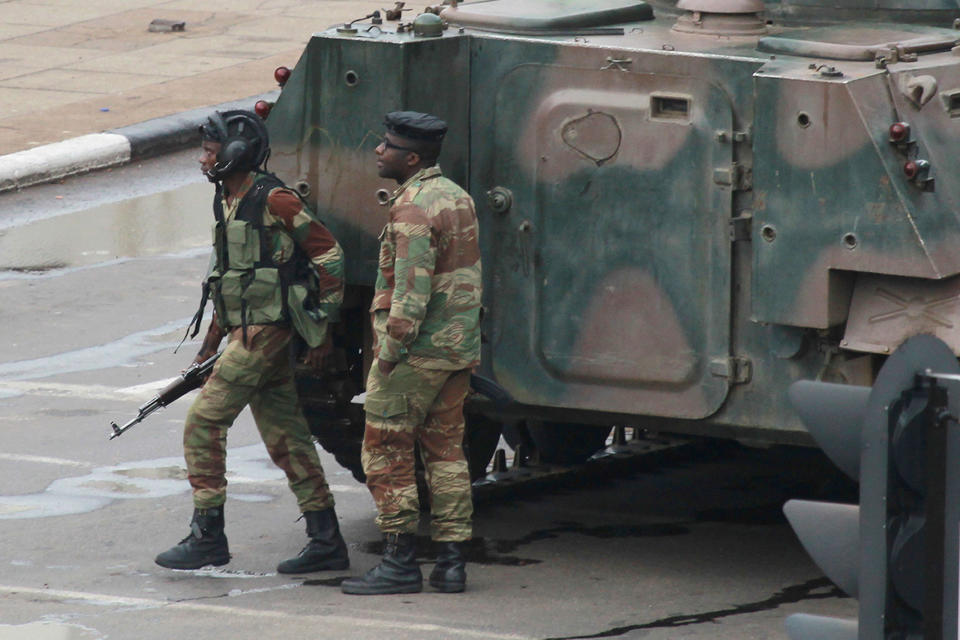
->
[405, 151, 421, 167]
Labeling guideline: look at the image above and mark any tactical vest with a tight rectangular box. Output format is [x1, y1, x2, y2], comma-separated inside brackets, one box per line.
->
[207, 173, 313, 337]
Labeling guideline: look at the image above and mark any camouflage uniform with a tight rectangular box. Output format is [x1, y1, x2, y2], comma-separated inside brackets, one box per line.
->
[363, 165, 482, 541]
[186, 325, 335, 510]
[185, 173, 344, 511]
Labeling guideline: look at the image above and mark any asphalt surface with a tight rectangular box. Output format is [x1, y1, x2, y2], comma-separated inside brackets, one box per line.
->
[0, 153, 858, 639]
[0, 0, 396, 191]
[0, 0, 384, 156]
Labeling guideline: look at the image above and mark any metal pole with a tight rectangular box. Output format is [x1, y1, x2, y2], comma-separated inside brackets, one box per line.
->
[923, 375, 947, 640]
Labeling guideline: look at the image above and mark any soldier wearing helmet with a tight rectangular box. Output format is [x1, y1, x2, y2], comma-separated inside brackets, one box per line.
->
[155, 109, 350, 575]
[341, 111, 482, 595]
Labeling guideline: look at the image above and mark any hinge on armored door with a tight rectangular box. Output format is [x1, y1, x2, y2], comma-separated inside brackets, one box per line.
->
[713, 163, 753, 191]
[715, 128, 751, 144]
[710, 357, 753, 384]
[729, 211, 752, 242]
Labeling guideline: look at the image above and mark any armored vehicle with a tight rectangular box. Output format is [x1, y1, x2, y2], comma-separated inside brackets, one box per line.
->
[265, 0, 960, 479]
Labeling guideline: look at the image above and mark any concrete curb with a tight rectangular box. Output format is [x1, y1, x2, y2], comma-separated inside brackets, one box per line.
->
[0, 90, 280, 194]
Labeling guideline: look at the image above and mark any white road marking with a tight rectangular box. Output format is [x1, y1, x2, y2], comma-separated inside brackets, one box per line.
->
[116, 378, 178, 396]
[327, 484, 368, 493]
[0, 585, 536, 639]
[0, 381, 130, 401]
[0, 318, 190, 381]
[0, 379, 179, 402]
[0, 453, 91, 468]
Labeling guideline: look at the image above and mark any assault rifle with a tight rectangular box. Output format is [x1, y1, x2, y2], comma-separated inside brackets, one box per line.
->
[109, 353, 221, 440]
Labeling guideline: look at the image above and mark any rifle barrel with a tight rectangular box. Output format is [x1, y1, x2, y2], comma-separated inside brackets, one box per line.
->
[109, 412, 146, 440]
[107, 352, 220, 440]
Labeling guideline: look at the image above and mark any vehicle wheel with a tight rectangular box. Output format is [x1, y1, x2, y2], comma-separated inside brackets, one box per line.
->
[297, 292, 370, 483]
[464, 414, 502, 480]
[295, 336, 366, 483]
[301, 403, 365, 482]
[527, 421, 611, 464]
[502, 420, 532, 451]
[300, 375, 504, 485]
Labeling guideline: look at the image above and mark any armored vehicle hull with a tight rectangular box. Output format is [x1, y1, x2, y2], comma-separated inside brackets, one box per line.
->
[268, 0, 960, 475]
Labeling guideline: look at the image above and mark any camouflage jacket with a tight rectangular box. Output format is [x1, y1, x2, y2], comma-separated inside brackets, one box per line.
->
[211, 172, 344, 347]
[371, 166, 482, 370]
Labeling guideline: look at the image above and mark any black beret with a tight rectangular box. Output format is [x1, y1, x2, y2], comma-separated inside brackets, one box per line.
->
[384, 111, 448, 142]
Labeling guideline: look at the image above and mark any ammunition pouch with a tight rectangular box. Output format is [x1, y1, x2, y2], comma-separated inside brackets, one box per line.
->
[202, 173, 329, 346]
[213, 267, 284, 329]
[224, 219, 260, 270]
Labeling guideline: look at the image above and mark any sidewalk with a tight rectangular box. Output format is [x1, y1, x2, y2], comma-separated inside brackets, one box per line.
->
[0, 0, 382, 188]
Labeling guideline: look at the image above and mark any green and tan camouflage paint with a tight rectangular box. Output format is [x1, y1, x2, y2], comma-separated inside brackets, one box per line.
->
[268, 0, 960, 444]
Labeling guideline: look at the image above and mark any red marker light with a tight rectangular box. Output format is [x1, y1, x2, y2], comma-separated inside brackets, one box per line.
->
[889, 122, 910, 143]
[274, 66, 291, 87]
[903, 159, 930, 182]
[255, 100, 273, 120]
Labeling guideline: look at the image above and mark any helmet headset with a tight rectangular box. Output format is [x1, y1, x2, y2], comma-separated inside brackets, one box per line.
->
[200, 110, 270, 182]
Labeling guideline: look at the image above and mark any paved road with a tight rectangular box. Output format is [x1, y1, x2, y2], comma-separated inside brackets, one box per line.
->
[0, 156, 857, 639]
[0, 0, 383, 156]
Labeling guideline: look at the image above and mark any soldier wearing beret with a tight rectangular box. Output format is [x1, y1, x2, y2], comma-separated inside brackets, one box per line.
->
[341, 111, 482, 595]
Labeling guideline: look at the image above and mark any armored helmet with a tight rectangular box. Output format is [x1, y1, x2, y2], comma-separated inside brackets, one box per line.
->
[199, 109, 270, 181]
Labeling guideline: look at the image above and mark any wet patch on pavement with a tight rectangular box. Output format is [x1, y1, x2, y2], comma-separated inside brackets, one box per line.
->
[0, 444, 286, 519]
[0, 317, 190, 383]
[158, 581, 301, 603]
[0, 262, 68, 274]
[357, 535, 542, 567]
[541, 577, 846, 639]
[0, 182, 209, 273]
[355, 520, 688, 568]
[174, 567, 278, 579]
[0, 622, 102, 640]
[115, 466, 187, 480]
[302, 576, 349, 587]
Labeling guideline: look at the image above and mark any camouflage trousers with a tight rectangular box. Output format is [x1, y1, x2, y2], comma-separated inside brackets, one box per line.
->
[362, 361, 473, 541]
[183, 325, 334, 512]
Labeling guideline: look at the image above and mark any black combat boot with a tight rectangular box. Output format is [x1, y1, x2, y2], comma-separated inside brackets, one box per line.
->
[276, 508, 350, 574]
[429, 541, 466, 593]
[155, 506, 230, 570]
[341, 533, 422, 595]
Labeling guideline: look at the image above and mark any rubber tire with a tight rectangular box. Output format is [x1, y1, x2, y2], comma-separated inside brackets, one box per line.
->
[464, 414, 502, 480]
[527, 422, 610, 465]
[302, 403, 366, 483]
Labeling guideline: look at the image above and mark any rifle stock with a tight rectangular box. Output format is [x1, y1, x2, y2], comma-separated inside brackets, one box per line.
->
[109, 353, 221, 440]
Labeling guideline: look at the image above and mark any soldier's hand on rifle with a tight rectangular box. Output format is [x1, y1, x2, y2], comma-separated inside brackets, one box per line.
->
[187, 350, 215, 379]
[303, 339, 332, 370]
[184, 318, 224, 375]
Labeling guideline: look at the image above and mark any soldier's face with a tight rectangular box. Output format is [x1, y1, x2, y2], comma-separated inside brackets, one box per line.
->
[375, 132, 418, 182]
[199, 141, 221, 176]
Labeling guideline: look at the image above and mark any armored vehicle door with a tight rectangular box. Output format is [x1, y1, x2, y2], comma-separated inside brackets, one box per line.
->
[472, 45, 736, 420]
